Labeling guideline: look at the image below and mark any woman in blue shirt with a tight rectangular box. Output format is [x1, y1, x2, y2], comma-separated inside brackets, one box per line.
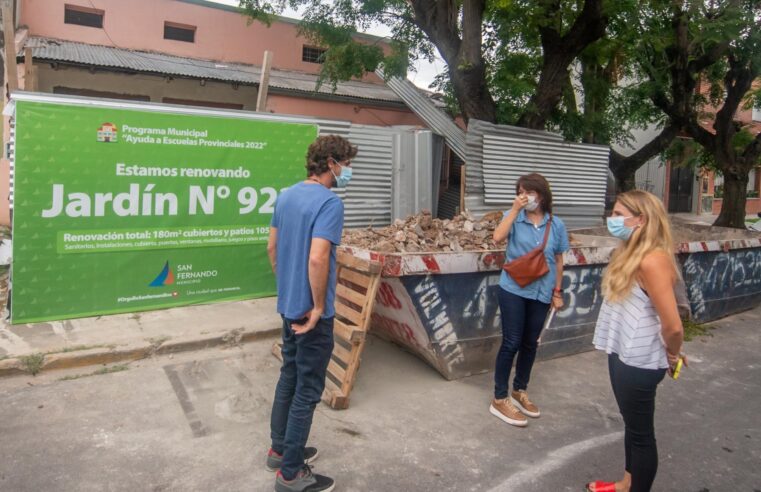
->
[489, 173, 569, 427]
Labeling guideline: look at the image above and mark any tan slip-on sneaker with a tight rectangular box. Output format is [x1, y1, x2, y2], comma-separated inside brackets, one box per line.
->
[511, 390, 540, 418]
[489, 398, 528, 427]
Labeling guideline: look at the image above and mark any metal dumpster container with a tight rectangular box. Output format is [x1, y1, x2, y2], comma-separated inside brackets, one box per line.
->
[678, 237, 761, 323]
[341, 232, 761, 380]
[340, 235, 618, 380]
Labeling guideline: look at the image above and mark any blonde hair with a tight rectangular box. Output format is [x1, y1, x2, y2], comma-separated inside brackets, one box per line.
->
[601, 190, 678, 302]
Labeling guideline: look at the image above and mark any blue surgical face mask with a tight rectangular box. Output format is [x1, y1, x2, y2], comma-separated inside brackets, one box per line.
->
[606, 216, 635, 240]
[332, 164, 352, 188]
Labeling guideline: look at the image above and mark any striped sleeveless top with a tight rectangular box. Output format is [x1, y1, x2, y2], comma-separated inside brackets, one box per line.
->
[593, 284, 668, 370]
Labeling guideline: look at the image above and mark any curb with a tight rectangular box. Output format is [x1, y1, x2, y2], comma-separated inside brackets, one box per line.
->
[0, 326, 281, 378]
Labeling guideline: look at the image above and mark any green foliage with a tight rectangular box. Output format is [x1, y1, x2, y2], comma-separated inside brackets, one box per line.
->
[666, 127, 761, 173]
[58, 364, 129, 382]
[239, 0, 432, 87]
[682, 318, 714, 342]
[238, 0, 761, 207]
[665, 138, 716, 171]
[19, 353, 45, 376]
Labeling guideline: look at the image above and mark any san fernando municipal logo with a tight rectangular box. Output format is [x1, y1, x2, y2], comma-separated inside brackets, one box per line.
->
[149, 261, 175, 287]
[97, 122, 118, 143]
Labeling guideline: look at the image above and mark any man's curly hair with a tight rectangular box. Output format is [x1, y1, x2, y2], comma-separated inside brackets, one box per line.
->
[306, 135, 358, 176]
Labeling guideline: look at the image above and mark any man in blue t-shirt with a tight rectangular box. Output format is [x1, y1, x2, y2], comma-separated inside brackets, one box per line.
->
[266, 134, 357, 492]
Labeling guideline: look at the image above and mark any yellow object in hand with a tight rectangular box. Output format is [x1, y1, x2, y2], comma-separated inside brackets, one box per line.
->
[671, 357, 683, 380]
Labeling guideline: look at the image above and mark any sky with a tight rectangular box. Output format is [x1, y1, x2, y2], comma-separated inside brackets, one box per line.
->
[209, 0, 444, 90]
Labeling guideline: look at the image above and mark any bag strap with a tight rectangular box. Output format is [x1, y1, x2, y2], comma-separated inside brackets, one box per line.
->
[540, 215, 553, 249]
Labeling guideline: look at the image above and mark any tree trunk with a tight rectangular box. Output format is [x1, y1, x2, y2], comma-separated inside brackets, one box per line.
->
[517, 54, 572, 130]
[450, 62, 497, 123]
[713, 168, 748, 228]
[614, 165, 637, 192]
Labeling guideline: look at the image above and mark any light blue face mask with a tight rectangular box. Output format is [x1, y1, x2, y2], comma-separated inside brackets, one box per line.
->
[332, 163, 352, 188]
[606, 216, 635, 240]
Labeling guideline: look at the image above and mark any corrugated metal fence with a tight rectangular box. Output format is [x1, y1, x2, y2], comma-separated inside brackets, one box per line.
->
[465, 119, 609, 229]
[375, 69, 467, 161]
[331, 124, 395, 228]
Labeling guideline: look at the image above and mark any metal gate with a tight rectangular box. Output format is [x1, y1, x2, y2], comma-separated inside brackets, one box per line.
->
[668, 166, 694, 213]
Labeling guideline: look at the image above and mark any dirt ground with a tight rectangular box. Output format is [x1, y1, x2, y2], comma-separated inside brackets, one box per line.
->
[573, 219, 761, 244]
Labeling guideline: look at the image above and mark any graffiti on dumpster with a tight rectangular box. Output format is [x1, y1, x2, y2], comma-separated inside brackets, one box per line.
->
[400, 272, 508, 375]
[462, 274, 502, 328]
[680, 249, 761, 322]
[555, 266, 606, 322]
[371, 279, 433, 359]
[407, 276, 467, 373]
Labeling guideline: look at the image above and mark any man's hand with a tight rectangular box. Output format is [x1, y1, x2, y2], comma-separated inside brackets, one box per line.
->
[292, 307, 323, 335]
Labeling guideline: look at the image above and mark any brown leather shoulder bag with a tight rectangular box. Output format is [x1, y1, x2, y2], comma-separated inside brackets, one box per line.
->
[502, 216, 552, 288]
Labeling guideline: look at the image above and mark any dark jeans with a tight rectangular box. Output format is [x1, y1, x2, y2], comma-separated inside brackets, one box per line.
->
[494, 288, 550, 399]
[270, 315, 334, 480]
[608, 354, 667, 492]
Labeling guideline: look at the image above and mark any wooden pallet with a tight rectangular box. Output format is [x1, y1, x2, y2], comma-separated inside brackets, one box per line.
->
[272, 250, 382, 409]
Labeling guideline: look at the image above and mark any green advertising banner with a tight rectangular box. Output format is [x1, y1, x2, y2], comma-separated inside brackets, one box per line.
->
[12, 100, 317, 323]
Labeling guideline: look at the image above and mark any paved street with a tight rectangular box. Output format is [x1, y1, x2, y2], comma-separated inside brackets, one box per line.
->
[0, 305, 759, 491]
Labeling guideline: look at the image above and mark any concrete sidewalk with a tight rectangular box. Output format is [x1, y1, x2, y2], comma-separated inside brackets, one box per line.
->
[0, 302, 757, 491]
[0, 298, 281, 376]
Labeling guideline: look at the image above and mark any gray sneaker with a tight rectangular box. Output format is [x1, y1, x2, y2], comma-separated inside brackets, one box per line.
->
[266, 447, 319, 472]
[275, 465, 335, 492]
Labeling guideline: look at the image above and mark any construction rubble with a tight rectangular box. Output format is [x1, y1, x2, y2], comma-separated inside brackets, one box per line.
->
[342, 210, 588, 254]
[341, 210, 509, 253]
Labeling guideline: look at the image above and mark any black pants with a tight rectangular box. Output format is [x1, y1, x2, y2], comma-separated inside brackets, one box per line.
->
[270, 316, 334, 480]
[608, 354, 666, 492]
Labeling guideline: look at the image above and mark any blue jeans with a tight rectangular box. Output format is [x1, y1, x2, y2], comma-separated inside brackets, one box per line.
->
[270, 315, 334, 480]
[494, 288, 549, 399]
[608, 354, 666, 492]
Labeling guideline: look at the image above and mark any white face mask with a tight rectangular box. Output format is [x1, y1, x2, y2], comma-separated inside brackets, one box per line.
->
[525, 194, 539, 212]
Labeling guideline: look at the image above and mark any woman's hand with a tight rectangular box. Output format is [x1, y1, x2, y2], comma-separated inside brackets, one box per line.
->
[512, 193, 528, 213]
[551, 293, 564, 310]
[667, 351, 688, 368]
[493, 197, 525, 243]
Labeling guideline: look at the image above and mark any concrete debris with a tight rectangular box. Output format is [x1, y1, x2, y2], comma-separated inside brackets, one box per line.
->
[342, 210, 509, 253]
[574, 222, 760, 244]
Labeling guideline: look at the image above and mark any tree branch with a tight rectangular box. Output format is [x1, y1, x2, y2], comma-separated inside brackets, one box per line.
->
[517, 0, 607, 129]
[741, 130, 761, 166]
[407, 0, 460, 64]
[609, 123, 680, 175]
[461, 0, 485, 64]
[714, 55, 754, 145]
[564, 0, 608, 53]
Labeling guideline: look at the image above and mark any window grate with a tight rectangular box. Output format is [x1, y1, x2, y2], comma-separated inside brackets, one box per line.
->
[302, 46, 326, 64]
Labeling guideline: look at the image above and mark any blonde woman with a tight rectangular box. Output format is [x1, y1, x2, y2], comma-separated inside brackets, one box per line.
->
[587, 191, 686, 492]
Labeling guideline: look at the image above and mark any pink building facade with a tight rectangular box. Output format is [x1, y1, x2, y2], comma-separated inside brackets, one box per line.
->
[1, 0, 429, 225]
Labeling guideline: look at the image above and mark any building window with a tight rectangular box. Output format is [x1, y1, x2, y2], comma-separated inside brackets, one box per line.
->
[749, 168, 759, 197]
[162, 98, 243, 110]
[53, 86, 150, 102]
[302, 46, 326, 64]
[713, 173, 723, 198]
[164, 22, 196, 43]
[753, 105, 761, 122]
[64, 4, 104, 28]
